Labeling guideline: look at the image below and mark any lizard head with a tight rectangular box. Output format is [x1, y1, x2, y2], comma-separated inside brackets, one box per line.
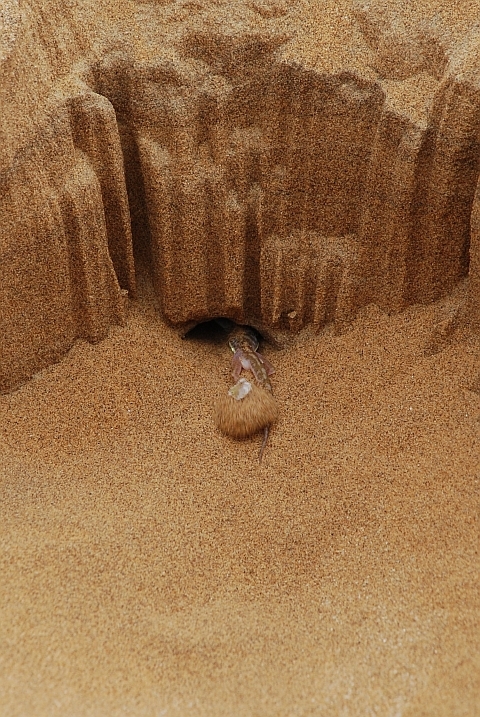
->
[228, 326, 259, 353]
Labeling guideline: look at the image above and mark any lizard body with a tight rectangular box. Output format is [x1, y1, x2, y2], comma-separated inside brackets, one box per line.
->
[228, 326, 275, 461]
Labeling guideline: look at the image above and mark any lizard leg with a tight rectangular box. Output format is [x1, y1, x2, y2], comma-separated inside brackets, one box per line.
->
[231, 351, 244, 381]
[256, 352, 275, 376]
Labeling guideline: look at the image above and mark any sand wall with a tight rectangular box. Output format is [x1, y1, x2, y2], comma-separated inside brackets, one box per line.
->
[2, 0, 480, 392]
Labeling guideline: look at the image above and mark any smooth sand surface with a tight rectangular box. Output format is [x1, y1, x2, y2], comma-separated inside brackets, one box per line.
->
[1, 276, 479, 716]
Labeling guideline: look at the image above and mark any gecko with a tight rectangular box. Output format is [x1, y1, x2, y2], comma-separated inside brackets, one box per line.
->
[228, 326, 276, 462]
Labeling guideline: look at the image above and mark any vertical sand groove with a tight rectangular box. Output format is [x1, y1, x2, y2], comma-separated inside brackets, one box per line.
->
[4, 8, 480, 389]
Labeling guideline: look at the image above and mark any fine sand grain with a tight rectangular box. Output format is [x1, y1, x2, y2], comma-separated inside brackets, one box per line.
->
[215, 382, 278, 440]
[2, 2, 480, 713]
[1, 276, 479, 716]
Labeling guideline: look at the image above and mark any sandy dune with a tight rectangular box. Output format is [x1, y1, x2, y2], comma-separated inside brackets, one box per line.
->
[1, 1, 480, 714]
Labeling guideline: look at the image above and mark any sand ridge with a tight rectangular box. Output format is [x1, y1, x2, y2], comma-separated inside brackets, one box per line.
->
[4, 0, 480, 391]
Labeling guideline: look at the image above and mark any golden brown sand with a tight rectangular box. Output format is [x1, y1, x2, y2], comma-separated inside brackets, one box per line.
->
[215, 382, 278, 439]
[2, 2, 480, 714]
[1, 281, 479, 716]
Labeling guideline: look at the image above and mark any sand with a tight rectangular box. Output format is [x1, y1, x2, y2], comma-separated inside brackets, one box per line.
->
[1, 275, 479, 716]
[2, 0, 480, 714]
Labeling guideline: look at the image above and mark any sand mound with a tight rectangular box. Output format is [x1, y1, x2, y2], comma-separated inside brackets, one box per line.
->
[215, 380, 278, 439]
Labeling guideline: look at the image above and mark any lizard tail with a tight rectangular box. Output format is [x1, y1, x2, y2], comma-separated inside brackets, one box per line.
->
[259, 425, 269, 463]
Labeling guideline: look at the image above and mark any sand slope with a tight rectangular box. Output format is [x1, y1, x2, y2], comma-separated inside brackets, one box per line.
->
[1, 284, 479, 716]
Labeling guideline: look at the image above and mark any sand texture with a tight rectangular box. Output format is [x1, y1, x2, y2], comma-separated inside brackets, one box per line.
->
[1, 288, 480, 716]
[3, 0, 480, 390]
[1, 0, 480, 715]
[215, 381, 278, 439]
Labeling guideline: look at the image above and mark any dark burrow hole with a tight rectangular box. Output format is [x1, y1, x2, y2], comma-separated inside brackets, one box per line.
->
[184, 318, 263, 348]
